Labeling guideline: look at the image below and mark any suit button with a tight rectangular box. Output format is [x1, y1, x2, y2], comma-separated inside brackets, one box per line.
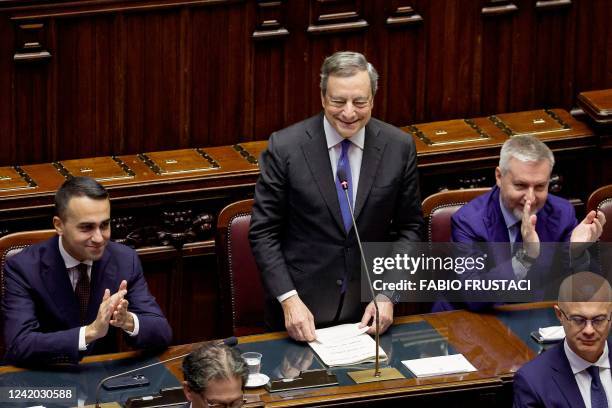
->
[336, 279, 343, 286]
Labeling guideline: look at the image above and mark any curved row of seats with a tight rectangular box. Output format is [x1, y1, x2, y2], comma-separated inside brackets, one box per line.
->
[1, 185, 611, 343]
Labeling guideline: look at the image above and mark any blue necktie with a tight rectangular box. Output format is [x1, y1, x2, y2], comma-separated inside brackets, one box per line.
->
[336, 139, 354, 232]
[587, 365, 608, 408]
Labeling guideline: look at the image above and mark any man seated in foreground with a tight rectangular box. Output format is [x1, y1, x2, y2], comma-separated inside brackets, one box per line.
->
[514, 271, 612, 407]
[2, 176, 172, 365]
[182, 344, 249, 408]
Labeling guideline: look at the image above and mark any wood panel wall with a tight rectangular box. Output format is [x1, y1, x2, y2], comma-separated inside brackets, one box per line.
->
[0, 0, 610, 167]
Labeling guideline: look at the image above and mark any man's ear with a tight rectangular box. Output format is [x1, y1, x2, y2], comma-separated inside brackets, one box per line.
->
[553, 305, 563, 323]
[495, 167, 502, 188]
[182, 382, 194, 402]
[53, 216, 64, 235]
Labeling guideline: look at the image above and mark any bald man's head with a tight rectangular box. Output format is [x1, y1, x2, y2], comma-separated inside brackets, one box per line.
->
[555, 272, 612, 363]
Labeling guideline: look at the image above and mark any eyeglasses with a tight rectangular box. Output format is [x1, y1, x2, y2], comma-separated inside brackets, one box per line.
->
[206, 397, 245, 408]
[559, 308, 612, 329]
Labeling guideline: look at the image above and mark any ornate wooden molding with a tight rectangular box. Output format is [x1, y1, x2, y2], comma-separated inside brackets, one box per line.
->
[7, 0, 246, 20]
[386, 4, 423, 27]
[535, 0, 572, 11]
[307, 0, 368, 35]
[13, 21, 51, 62]
[481, 0, 518, 17]
[252, 0, 289, 40]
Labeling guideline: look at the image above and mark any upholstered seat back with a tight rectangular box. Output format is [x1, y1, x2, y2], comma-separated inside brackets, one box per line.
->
[422, 188, 491, 242]
[587, 185, 612, 242]
[216, 199, 265, 337]
[0, 229, 57, 362]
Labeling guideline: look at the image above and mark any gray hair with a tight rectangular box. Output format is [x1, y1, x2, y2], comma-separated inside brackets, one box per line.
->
[182, 344, 248, 393]
[320, 51, 378, 96]
[558, 271, 612, 303]
[498, 135, 555, 174]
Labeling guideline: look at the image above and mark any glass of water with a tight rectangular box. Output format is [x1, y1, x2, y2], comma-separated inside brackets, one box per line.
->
[241, 352, 262, 375]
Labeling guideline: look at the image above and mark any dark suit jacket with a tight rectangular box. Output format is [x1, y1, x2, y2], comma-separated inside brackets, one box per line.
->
[513, 340, 612, 408]
[2, 235, 172, 365]
[249, 113, 423, 329]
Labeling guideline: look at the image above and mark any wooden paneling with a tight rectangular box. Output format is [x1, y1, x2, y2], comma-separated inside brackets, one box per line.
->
[1, 0, 610, 166]
[573, 0, 612, 94]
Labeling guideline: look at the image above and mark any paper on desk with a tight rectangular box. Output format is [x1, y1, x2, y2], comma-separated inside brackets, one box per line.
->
[309, 323, 386, 367]
[402, 354, 477, 378]
[314, 323, 368, 344]
[539, 325, 565, 341]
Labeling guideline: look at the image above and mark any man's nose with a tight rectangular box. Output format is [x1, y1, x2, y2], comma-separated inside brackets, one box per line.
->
[341, 102, 356, 117]
[91, 227, 104, 243]
[525, 187, 536, 203]
[582, 320, 596, 335]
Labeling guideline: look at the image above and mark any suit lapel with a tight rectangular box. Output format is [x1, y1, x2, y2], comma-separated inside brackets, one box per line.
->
[353, 122, 386, 220]
[550, 343, 587, 408]
[41, 236, 81, 326]
[301, 115, 346, 233]
[485, 187, 512, 244]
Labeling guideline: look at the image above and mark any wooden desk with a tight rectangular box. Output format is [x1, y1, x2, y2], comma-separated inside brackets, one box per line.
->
[0, 309, 541, 407]
[0, 107, 597, 345]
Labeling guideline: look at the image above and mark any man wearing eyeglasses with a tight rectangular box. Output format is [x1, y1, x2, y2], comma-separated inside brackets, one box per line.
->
[514, 271, 612, 408]
[249, 51, 423, 341]
[182, 344, 248, 408]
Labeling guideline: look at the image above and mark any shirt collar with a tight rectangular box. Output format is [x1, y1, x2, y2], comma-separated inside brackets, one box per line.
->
[499, 193, 520, 230]
[58, 236, 93, 269]
[564, 339, 610, 375]
[323, 115, 365, 150]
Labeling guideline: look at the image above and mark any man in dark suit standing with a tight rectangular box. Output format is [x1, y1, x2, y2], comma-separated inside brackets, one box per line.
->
[514, 271, 612, 407]
[2, 176, 172, 365]
[249, 51, 423, 341]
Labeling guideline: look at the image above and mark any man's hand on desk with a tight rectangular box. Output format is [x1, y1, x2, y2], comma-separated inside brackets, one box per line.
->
[359, 296, 393, 335]
[281, 295, 316, 342]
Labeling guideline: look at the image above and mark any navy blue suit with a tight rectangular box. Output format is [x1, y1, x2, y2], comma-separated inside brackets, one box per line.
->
[2, 235, 172, 365]
[513, 340, 612, 408]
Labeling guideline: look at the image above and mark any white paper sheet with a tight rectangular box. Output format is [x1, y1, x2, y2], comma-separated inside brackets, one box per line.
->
[402, 354, 477, 377]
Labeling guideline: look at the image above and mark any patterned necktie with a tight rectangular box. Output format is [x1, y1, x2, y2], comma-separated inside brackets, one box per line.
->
[587, 365, 609, 408]
[335, 139, 354, 232]
[74, 263, 90, 325]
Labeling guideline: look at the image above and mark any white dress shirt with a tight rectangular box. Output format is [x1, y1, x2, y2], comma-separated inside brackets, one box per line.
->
[58, 236, 139, 350]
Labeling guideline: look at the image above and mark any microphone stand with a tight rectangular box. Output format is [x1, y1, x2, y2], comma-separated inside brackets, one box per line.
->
[93, 353, 188, 408]
[339, 181, 381, 377]
[338, 178, 404, 384]
[93, 337, 238, 407]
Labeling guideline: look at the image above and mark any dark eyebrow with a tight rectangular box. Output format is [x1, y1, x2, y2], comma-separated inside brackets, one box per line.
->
[77, 218, 111, 228]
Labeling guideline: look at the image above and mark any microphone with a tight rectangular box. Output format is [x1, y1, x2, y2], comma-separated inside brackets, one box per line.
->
[336, 168, 381, 378]
[94, 336, 238, 407]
